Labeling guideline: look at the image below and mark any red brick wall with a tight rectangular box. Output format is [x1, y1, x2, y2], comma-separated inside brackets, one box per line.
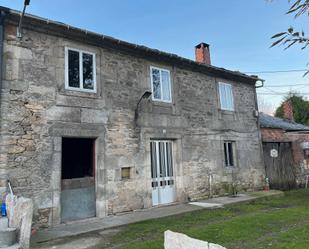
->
[261, 128, 309, 164]
[261, 128, 309, 185]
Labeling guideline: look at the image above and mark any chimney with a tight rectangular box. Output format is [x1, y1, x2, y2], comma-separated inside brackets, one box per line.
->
[282, 100, 294, 121]
[195, 42, 211, 65]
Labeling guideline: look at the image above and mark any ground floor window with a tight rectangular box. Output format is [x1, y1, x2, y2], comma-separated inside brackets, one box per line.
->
[223, 141, 236, 167]
[304, 149, 309, 160]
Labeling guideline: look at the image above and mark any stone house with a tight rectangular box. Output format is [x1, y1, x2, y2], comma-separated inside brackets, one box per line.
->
[0, 7, 265, 227]
[260, 101, 309, 189]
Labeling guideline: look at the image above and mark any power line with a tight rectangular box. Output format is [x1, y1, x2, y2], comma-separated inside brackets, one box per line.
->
[245, 69, 308, 74]
[264, 83, 309, 88]
[257, 92, 309, 95]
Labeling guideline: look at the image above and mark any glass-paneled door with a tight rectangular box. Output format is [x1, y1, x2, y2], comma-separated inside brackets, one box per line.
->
[150, 141, 175, 205]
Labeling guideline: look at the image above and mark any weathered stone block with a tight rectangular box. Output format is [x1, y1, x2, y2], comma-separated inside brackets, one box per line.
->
[81, 108, 108, 124]
[8, 145, 25, 154]
[164, 230, 226, 249]
[47, 106, 81, 122]
[6, 194, 33, 249]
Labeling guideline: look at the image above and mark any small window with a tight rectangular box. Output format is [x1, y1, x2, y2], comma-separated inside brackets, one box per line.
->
[219, 82, 234, 111]
[304, 149, 309, 160]
[121, 167, 131, 180]
[150, 67, 172, 102]
[223, 141, 236, 167]
[65, 48, 96, 92]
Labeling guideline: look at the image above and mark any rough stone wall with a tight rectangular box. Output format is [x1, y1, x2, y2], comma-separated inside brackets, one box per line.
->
[261, 128, 309, 185]
[0, 23, 265, 227]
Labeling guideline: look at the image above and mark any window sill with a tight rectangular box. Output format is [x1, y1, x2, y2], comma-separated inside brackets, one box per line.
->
[220, 109, 235, 114]
[152, 99, 173, 105]
[59, 87, 100, 99]
[65, 86, 96, 94]
[224, 166, 237, 172]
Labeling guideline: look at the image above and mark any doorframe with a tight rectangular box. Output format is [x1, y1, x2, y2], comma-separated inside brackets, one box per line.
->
[150, 140, 176, 206]
[60, 137, 97, 222]
[143, 131, 185, 208]
[49, 124, 106, 226]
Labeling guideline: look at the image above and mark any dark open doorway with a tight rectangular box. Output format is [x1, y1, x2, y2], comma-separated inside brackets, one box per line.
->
[61, 137, 96, 222]
[62, 138, 95, 179]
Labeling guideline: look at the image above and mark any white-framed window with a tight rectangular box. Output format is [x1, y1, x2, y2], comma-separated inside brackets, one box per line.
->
[223, 141, 236, 167]
[65, 47, 96, 93]
[150, 66, 172, 102]
[219, 82, 234, 111]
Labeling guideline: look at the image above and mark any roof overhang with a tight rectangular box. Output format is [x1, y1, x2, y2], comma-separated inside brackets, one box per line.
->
[1, 6, 261, 85]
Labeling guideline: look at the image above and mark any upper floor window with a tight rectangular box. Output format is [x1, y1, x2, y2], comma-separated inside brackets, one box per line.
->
[150, 66, 172, 102]
[65, 47, 96, 93]
[219, 82, 234, 111]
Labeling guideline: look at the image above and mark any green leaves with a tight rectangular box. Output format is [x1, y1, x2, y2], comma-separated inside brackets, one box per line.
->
[286, 0, 309, 17]
[270, 35, 287, 48]
[270, 1, 309, 75]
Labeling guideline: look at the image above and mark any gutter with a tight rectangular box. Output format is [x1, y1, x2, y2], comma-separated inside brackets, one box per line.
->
[0, 8, 7, 108]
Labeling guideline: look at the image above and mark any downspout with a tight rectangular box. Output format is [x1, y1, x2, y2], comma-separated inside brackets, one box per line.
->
[0, 9, 6, 106]
[0, 9, 7, 196]
[254, 78, 266, 188]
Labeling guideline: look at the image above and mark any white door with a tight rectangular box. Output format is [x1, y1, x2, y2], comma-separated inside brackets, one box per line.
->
[150, 141, 175, 206]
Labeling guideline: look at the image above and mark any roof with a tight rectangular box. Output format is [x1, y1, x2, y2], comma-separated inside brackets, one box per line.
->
[259, 113, 309, 131]
[0, 6, 261, 84]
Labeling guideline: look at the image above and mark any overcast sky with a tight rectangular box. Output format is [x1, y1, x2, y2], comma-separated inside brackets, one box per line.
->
[1, 0, 309, 113]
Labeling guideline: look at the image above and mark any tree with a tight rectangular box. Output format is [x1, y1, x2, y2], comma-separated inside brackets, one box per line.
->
[271, 0, 309, 74]
[275, 93, 309, 125]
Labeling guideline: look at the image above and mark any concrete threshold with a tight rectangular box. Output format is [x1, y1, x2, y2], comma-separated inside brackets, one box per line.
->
[31, 190, 283, 247]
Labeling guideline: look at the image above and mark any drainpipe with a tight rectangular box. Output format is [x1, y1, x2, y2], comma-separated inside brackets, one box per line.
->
[0, 9, 6, 197]
[0, 9, 6, 105]
[254, 78, 266, 188]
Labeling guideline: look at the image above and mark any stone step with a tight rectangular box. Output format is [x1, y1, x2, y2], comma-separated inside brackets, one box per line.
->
[0, 228, 17, 248]
[0, 244, 19, 249]
[0, 217, 9, 230]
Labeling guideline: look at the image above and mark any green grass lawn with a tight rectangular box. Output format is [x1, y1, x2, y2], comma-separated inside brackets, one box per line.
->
[95, 189, 309, 249]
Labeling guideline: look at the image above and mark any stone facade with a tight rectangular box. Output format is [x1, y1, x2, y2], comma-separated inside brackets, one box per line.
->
[0, 10, 265, 227]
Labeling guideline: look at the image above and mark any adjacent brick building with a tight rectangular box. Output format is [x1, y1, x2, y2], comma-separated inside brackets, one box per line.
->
[0, 7, 265, 227]
[260, 106, 309, 189]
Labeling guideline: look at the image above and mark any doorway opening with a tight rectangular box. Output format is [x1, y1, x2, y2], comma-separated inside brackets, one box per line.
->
[62, 138, 95, 179]
[61, 137, 96, 222]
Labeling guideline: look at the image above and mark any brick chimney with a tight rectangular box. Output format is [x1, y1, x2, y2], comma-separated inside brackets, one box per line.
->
[282, 100, 294, 121]
[195, 43, 211, 65]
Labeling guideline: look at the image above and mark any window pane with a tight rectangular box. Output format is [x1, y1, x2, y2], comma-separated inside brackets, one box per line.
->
[226, 85, 234, 110]
[83, 53, 94, 90]
[161, 71, 171, 101]
[152, 68, 161, 99]
[224, 85, 230, 109]
[159, 142, 166, 177]
[219, 83, 234, 110]
[224, 143, 228, 166]
[150, 142, 157, 178]
[228, 142, 234, 166]
[219, 84, 226, 109]
[68, 50, 80, 88]
[166, 142, 173, 177]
